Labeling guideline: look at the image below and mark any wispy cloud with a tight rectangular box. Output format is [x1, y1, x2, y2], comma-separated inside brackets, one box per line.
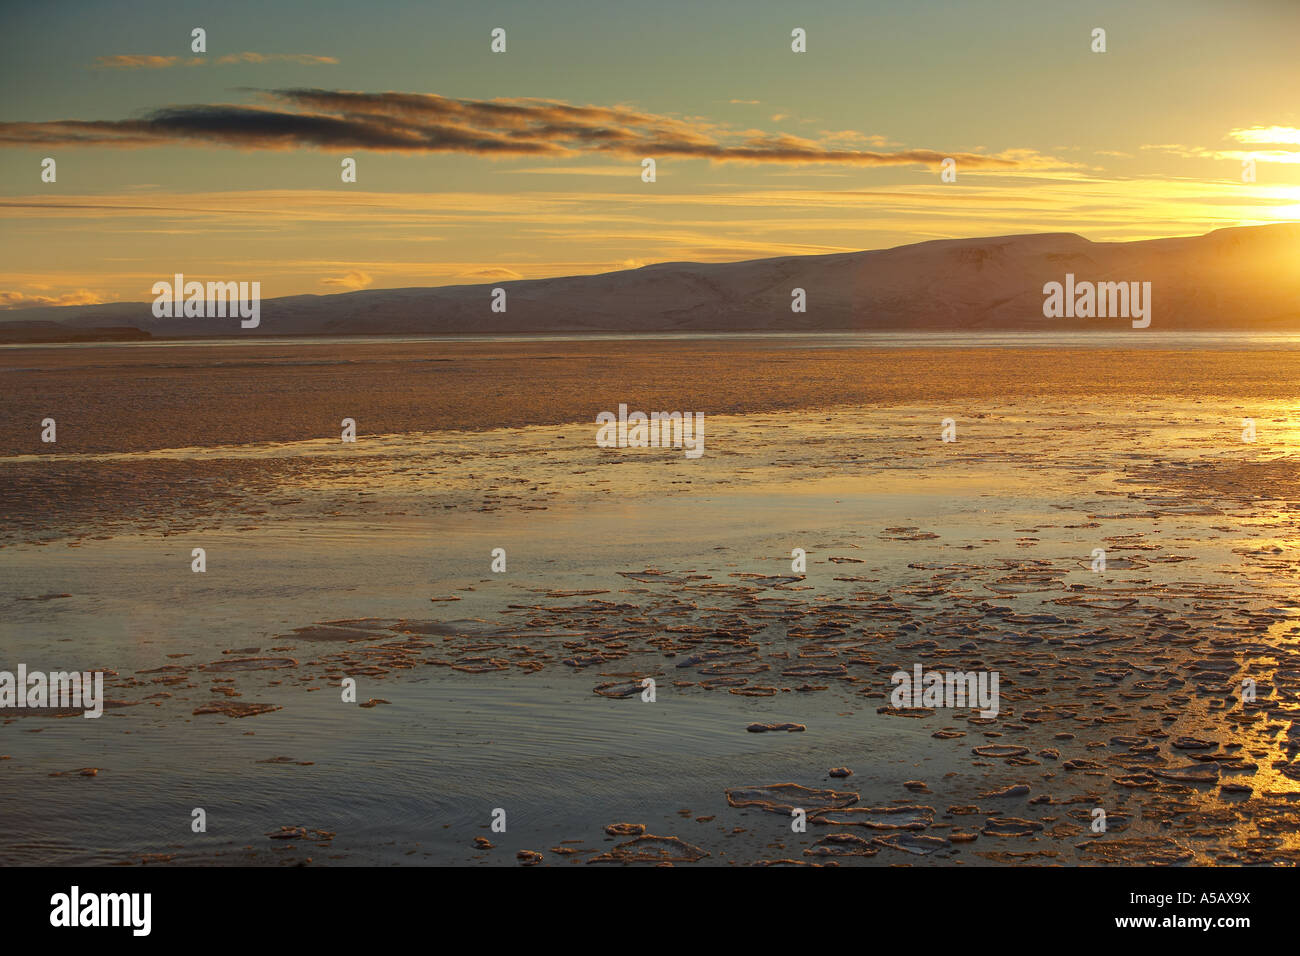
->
[93, 53, 337, 70]
[1230, 126, 1300, 146]
[0, 89, 1074, 171]
[0, 288, 104, 309]
[216, 53, 338, 66]
[320, 270, 373, 290]
[818, 130, 899, 148]
[504, 165, 655, 177]
[1143, 127, 1300, 165]
[458, 267, 523, 280]
[94, 55, 193, 70]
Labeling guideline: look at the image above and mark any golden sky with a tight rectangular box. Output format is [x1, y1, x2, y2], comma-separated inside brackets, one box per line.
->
[1, 0, 1297, 308]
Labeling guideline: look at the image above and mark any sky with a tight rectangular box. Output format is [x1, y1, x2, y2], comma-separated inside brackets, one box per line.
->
[1, 0, 1297, 308]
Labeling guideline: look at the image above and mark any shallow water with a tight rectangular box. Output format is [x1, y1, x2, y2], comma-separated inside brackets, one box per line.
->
[7, 329, 1300, 351]
[3, 399, 1300, 865]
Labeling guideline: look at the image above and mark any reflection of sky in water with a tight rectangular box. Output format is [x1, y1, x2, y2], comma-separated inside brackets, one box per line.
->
[2, 399, 1299, 865]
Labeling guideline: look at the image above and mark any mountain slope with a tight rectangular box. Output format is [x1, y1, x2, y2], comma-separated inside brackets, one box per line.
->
[4, 224, 1298, 335]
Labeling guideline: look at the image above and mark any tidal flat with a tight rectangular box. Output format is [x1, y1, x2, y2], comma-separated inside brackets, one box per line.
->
[2, 337, 1299, 865]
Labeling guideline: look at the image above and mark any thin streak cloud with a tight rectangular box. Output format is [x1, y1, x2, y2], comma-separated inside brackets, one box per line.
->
[93, 53, 338, 69]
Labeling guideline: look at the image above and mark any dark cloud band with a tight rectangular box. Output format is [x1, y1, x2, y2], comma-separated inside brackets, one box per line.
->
[0, 89, 1046, 169]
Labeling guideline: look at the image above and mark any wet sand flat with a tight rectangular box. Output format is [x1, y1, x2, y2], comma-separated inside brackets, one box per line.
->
[4, 339, 1300, 454]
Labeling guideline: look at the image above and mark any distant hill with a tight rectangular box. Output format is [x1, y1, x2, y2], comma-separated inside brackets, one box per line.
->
[3, 224, 1298, 335]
